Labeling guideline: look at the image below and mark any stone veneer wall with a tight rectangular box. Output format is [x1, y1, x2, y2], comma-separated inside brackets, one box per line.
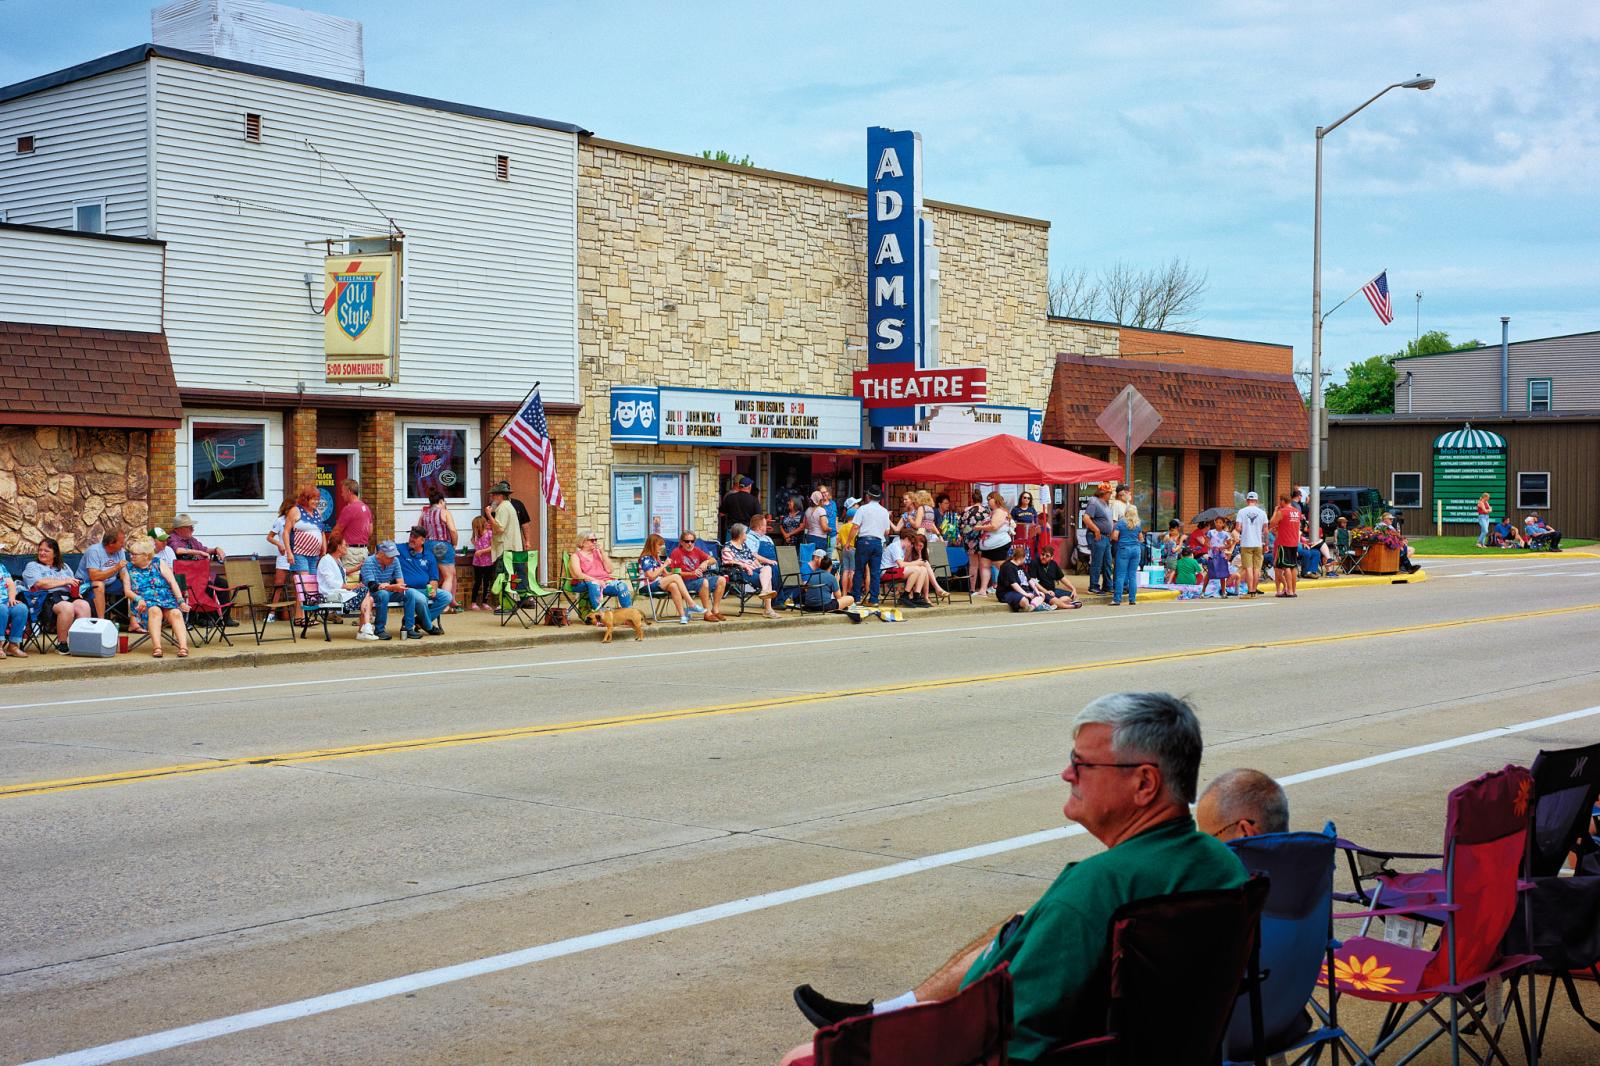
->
[0, 426, 151, 553]
[576, 140, 1119, 557]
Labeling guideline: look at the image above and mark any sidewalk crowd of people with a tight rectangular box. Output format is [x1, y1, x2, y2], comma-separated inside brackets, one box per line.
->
[2, 469, 1575, 664]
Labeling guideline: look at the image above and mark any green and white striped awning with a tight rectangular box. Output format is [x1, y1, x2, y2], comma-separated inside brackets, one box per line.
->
[1434, 425, 1506, 450]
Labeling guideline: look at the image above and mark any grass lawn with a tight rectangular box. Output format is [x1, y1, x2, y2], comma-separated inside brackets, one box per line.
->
[1407, 535, 1597, 556]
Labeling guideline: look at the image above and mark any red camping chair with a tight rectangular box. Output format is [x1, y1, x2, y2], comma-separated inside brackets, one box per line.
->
[1321, 765, 1540, 1065]
[171, 558, 231, 646]
[1042, 876, 1271, 1066]
[802, 964, 1012, 1066]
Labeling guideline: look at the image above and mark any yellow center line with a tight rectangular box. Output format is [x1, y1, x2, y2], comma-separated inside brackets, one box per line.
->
[5, 601, 1597, 800]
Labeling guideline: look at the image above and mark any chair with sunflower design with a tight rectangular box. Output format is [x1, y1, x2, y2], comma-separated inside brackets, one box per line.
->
[1321, 765, 1540, 1065]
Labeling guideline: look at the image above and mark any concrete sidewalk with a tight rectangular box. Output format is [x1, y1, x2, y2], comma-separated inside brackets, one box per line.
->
[0, 568, 1429, 685]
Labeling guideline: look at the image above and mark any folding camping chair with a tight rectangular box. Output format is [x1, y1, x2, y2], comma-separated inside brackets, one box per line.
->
[172, 559, 232, 646]
[1223, 829, 1348, 1066]
[926, 539, 972, 603]
[493, 549, 556, 627]
[20, 588, 54, 653]
[219, 559, 288, 644]
[808, 964, 1013, 1066]
[1044, 876, 1271, 1066]
[562, 550, 622, 623]
[1502, 741, 1600, 1052]
[773, 544, 806, 608]
[625, 560, 669, 620]
[1321, 765, 1540, 1066]
[291, 570, 341, 642]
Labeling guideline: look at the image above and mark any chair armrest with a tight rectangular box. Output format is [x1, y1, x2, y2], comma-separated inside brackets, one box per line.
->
[1335, 903, 1459, 920]
[1335, 837, 1443, 861]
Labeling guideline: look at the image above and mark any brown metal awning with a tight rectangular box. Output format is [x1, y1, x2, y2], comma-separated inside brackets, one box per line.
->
[0, 321, 181, 428]
[1045, 354, 1307, 451]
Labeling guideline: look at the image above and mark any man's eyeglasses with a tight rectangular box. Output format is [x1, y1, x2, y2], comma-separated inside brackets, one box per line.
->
[1206, 818, 1256, 840]
[1066, 750, 1153, 774]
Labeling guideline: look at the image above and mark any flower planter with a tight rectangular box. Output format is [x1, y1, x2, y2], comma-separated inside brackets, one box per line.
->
[1358, 543, 1400, 575]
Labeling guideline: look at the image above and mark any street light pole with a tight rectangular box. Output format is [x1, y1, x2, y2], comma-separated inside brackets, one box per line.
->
[1309, 76, 1434, 538]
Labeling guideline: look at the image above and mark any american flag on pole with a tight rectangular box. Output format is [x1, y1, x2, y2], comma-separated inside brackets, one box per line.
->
[1362, 270, 1394, 325]
[504, 387, 565, 510]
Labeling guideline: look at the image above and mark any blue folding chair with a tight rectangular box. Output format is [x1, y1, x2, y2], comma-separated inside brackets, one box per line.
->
[1224, 828, 1352, 1066]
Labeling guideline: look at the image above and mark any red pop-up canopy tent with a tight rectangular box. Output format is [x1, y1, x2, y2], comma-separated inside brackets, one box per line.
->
[887, 434, 1124, 485]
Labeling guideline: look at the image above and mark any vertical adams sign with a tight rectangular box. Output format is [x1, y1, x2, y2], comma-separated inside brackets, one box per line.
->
[867, 126, 922, 428]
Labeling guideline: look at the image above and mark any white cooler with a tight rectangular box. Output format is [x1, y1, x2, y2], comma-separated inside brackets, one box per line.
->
[68, 617, 118, 657]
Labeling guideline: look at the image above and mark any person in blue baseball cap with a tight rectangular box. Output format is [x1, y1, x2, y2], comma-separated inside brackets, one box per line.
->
[356, 540, 404, 640]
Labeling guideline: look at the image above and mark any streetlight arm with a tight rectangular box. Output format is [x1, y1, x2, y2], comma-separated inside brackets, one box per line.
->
[1320, 83, 1403, 139]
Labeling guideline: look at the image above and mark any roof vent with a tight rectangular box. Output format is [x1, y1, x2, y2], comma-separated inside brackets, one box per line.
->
[495, 154, 510, 181]
[244, 112, 262, 141]
[152, 0, 365, 84]
[16, 134, 35, 154]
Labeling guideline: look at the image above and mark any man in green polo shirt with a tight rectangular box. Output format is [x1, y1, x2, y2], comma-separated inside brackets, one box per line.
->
[789, 692, 1245, 1064]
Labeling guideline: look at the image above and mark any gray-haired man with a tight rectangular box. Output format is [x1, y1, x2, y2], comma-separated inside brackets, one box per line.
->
[790, 692, 1247, 1064]
[1196, 768, 1289, 842]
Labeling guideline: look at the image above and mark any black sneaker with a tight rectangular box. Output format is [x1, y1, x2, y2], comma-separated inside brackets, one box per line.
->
[403, 628, 425, 640]
[56, 641, 70, 655]
[793, 985, 873, 1028]
[426, 625, 445, 636]
[374, 630, 393, 641]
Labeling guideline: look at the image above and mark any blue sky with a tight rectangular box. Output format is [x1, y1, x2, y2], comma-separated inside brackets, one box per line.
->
[3, 0, 1596, 376]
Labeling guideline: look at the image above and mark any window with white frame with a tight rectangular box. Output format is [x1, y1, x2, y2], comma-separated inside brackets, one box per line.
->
[1391, 472, 1422, 509]
[401, 425, 470, 503]
[1527, 379, 1552, 412]
[1517, 472, 1550, 510]
[612, 467, 690, 546]
[189, 417, 268, 502]
[72, 199, 105, 233]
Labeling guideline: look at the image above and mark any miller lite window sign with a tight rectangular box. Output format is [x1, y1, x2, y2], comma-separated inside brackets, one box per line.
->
[323, 250, 399, 383]
[405, 427, 467, 500]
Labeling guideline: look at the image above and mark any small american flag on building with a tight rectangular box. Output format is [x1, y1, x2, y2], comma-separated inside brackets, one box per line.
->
[504, 387, 565, 510]
[1362, 271, 1394, 325]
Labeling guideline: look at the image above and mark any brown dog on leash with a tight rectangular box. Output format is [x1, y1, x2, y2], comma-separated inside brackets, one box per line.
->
[598, 606, 652, 643]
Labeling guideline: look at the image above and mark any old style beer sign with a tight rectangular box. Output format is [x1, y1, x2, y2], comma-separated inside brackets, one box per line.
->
[852, 364, 987, 408]
[322, 249, 400, 383]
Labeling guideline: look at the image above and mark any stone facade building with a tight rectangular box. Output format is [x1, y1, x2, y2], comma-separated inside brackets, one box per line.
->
[574, 138, 1119, 557]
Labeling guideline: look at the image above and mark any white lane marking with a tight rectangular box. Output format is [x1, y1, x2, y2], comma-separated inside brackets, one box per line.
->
[0, 602, 1260, 714]
[1439, 569, 1600, 579]
[23, 701, 1600, 1066]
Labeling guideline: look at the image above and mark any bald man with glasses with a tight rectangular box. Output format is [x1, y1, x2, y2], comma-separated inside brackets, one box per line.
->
[787, 692, 1247, 1065]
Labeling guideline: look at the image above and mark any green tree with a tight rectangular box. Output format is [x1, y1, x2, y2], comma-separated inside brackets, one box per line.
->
[1325, 354, 1398, 413]
[700, 149, 754, 167]
[1325, 331, 1482, 414]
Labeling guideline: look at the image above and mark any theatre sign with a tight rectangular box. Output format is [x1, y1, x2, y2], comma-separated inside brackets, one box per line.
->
[608, 386, 863, 450]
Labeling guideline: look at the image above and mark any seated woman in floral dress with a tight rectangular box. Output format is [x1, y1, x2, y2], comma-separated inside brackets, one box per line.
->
[124, 535, 190, 658]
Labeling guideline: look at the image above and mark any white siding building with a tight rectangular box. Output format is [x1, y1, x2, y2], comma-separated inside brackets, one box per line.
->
[0, 44, 584, 555]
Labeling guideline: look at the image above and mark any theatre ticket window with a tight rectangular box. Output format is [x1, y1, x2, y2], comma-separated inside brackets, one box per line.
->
[190, 419, 266, 502]
[612, 469, 689, 546]
[404, 427, 468, 502]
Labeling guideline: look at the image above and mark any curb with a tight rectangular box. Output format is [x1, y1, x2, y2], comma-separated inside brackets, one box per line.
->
[0, 571, 1430, 686]
[1103, 567, 1427, 603]
[0, 606, 938, 685]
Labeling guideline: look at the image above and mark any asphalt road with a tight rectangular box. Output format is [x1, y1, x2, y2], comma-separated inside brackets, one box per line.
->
[2, 554, 1599, 1064]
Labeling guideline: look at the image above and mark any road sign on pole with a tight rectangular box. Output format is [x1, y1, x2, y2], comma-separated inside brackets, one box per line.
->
[1094, 385, 1162, 486]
